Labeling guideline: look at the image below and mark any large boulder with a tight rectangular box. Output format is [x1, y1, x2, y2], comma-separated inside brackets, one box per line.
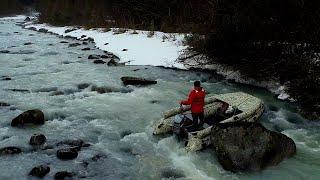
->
[29, 134, 47, 146]
[0, 147, 22, 155]
[121, 76, 157, 86]
[29, 165, 50, 178]
[210, 122, 296, 172]
[11, 109, 45, 127]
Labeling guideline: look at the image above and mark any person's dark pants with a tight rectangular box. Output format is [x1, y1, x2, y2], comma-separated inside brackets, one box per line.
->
[192, 112, 204, 130]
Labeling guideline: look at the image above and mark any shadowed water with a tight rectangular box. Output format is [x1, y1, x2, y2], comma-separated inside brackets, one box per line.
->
[0, 18, 319, 180]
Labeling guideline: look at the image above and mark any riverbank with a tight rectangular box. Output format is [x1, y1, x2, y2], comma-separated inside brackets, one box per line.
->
[13, 15, 319, 120]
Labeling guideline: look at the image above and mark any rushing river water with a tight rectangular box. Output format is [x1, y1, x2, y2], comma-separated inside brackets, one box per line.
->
[0, 17, 320, 180]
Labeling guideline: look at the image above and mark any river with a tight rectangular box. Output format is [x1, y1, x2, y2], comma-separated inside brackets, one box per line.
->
[0, 17, 319, 180]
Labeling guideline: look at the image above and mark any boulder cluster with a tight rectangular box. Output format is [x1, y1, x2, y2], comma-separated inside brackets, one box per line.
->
[0, 109, 91, 179]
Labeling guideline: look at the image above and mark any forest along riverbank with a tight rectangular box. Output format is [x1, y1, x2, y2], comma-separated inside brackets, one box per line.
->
[1, 15, 320, 179]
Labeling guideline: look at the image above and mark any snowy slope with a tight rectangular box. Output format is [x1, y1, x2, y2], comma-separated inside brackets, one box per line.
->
[23, 23, 188, 69]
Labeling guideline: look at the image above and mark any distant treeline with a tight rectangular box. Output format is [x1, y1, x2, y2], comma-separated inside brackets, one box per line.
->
[3, 0, 320, 119]
[35, 0, 215, 33]
[0, 0, 34, 16]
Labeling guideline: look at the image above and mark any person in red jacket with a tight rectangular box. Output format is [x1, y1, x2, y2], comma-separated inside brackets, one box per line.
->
[180, 81, 206, 130]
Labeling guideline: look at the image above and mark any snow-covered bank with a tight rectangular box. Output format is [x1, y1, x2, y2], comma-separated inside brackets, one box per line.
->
[18, 15, 293, 101]
[23, 22, 187, 69]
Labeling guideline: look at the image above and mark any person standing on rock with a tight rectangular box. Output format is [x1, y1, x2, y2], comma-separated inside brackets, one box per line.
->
[180, 81, 206, 130]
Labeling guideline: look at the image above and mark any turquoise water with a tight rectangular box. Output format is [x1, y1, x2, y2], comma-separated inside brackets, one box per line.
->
[0, 18, 319, 180]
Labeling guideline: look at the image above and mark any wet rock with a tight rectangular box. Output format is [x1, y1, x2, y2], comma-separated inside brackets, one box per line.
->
[210, 122, 296, 172]
[0, 102, 10, 107]
[150, 100, 160, 104]
[29, 165, 50, 178]
[50, 91, 64, 96]
[132, 69, 140, 72]
[0, 50, 10, 53]
[82, 143, 91, 148]
[81, 35, 86, 39]
[161, 167, 185, 179]
[100, 55, 110, 59]
[56, 148, 78, 160]
[54, 171, 74, 180]
[121, 76, 157, 86]
[82, 42, 88, 45]
[91, 154, 108, 161]
[60, 41, 69, 44]
[88, 54, 100, 59]
[27, 27, 37, 31]
[1, 76, 11, 80]
[91, 86, 113, 94]
[5, 89, 30, 93]
[104, 43, 109, 45]
[77, 83, 91, 90]
[0, 147, 22, 155]
[65, 28, 77, 33]
[93, 60, 106, 64]
[68, 43, 81, 47]
[38, 28, 48, 33]
[24, 42, 33, 45]
[107, 59, 119, 66]
[122, 49, 128, 51]
[11, 109, 45, 127]
[65, 35, 77, 39]
[29, 34, 35, 36]
[24, 17, 31, 21]
[81, 47, 90, 51]
[29, 134, 47, 146]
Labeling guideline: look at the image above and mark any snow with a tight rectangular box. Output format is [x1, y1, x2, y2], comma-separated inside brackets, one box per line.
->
[23, 23, 188, 69]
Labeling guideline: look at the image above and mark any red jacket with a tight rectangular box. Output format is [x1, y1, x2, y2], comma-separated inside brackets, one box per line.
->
[180, 87, 206, 113]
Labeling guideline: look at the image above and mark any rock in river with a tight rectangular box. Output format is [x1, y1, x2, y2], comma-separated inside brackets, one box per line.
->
[29, 134, 47, 146]
[57, 148, 78, 160]
[93, 60, 106, 64]
[29, 165, 50, 178]
[11, 109, 45, 127]
[0, 102, 10, 107]
[88, 54, 100, 59]
[0, 147, 22, 155]
[121, 76, 157, 86]
[81, 47, 90, 51]
[210, 122, 296, 172]
[55, 171, 74, 180]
